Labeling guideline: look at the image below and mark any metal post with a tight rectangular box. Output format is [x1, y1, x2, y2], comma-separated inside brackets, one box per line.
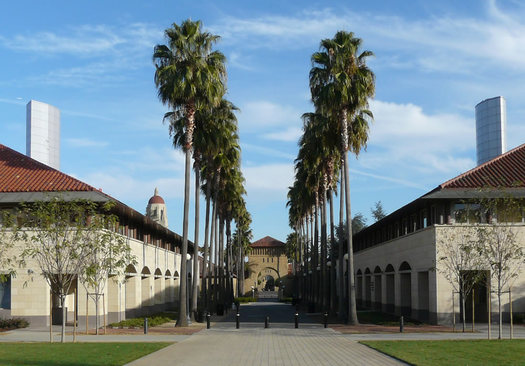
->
[324, 312, 328, 328]
[73, 288, 77, 343]
[50, 291, 53, 343]
[295, 313, 299, 329]
[86, 293, 89, 335]
[265, 316, 269, 328]
[206, 312, 211, 329]
[472, 288, 475, 332]
[103, 293, 106, 335]
[236, 313, 240, 329]
[509, 288, 513, 340]
[452, 291, 455, 332]
[144, 317, 148, 334]
[400, 316, 404, 333]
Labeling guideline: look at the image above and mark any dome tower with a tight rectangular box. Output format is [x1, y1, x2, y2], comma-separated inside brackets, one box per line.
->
[146, 188, 168, 228]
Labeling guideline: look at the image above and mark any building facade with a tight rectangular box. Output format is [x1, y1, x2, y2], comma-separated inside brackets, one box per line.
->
[352, 143, 525, 324]
[244, 236, 289, 295]
[0, 144, 195, 327]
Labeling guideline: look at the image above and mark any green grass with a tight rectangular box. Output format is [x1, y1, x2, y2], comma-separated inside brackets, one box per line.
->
[234, 297, 256, 303]
[361, 340, 525, 366]
[109, 312, 176, 328]
[357, 311, 421, 326]
[0, 342, 171, 366]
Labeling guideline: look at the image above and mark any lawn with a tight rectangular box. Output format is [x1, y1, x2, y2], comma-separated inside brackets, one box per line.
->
[361, 340, 525, 366]
[0, 342, 171, 366]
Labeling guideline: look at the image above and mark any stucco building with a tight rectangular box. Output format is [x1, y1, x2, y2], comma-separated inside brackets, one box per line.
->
[0, 144, 195, 327]
[244, 236, 288, 295]
[351, 143, 525, 324]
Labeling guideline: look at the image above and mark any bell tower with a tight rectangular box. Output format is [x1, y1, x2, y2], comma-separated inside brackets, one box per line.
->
[146, 187, 168, 228]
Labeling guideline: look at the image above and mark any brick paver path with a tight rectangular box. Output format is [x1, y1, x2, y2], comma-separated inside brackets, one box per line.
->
[127, 327, 404, 366]
[127, 301, 405, 366]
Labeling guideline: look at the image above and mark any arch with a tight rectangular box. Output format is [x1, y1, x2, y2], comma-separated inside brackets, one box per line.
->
[165, 269, 172, 277]
[364, 268, 371, 275]
[154, 268, 162, 276]
[141, 267, 153, 309]
[374, 266, 382, 274]
[399, 261, 411, 271]
[356, 269, 362, 275]
[141, 267, 151, 276]
[255, 267, 280, 291]
[154, 269, 164, 305]
[125, 264, 137, 274]
[385, 264, 395, 273]
[173, 271, 180, 279]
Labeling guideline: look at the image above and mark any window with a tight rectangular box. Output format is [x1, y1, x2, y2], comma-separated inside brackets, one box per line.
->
[0, 276, 11, 309]
[453, 203, 481, 224]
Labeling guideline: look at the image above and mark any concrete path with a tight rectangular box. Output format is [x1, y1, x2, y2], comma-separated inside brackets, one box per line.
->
[127, 301, 405, 366]
[126, 327, 405, 366]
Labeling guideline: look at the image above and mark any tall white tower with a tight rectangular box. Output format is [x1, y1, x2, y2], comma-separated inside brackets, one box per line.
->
[26, 100, 61, 170]
[475, 96, 507, 166]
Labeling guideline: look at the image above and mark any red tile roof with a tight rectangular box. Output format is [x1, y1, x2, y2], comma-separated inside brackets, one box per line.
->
[438, 143, 525, 189]
[251, 236, 285, 248]
[0, 144, 97, 193]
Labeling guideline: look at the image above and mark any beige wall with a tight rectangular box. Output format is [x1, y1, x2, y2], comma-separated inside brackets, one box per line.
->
[244, 247, 288, 295]
[1, 231, 193, 327]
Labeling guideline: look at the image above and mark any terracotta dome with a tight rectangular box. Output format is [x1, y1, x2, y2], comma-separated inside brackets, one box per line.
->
[148, 187, 165, 204]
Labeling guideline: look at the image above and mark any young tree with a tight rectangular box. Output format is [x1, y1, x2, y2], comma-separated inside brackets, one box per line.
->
[476, 196, 525, 339]
[437, 225, 483, 332]
[351, 214, 367, 234]
[19, 198, 127, 342]
[77, 202, 135, 335]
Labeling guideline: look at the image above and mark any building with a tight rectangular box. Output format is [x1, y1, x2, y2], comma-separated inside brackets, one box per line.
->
[352, 143, 525, 324]
[0, 144, 194, 326]
[475, 96, 507, 165]
[244, 236, 288, 295]
[146, 188, 169, 228]
[26, 100, 61, 170]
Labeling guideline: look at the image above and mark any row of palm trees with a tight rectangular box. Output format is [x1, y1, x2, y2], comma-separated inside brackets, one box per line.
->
[287, 31, 375, 324]
[153, 19, 252, 326]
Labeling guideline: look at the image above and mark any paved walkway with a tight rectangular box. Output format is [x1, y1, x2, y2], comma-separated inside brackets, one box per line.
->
[126, 327, 405, 366]
[127, 301, 405, 366]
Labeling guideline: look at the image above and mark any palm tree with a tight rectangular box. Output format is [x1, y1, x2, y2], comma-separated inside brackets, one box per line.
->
[153, 19, 226, 326]
[310, 31, 375, 324]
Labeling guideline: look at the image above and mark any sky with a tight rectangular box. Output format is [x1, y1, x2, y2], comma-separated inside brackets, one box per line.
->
[1, 0, 525, 243]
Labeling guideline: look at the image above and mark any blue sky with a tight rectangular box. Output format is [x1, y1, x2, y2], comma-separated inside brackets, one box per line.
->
[1, 0, 525, 243]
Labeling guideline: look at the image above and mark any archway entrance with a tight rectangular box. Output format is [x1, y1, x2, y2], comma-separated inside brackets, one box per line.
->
[264, 275, 275, 291]
[256, 267, 280, 292]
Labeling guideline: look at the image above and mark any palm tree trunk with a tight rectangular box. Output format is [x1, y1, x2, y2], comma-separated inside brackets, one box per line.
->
[342, 109, 358, 325]
[214, 212, 220, 311]
[314, 198, 319, 308]
[202, 184, 211, 311]
[338, 171, 345, 320]
[329, 190, 336, 313]
[191, 165, 200, 321]
[177, 145, 191, 327]
[208, 199, 216, 313]
[321, 187, 328, 311]
[219, 218, 225, 310]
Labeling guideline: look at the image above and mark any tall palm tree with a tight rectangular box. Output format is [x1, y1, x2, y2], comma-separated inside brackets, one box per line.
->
[153, 19, 226, 326]
[310, 31, 375, 324]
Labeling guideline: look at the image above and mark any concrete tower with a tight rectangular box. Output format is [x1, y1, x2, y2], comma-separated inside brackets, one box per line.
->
[146, 188, 168, 228]
[26, 100, 60, 170]
[475, 96, 507, 165]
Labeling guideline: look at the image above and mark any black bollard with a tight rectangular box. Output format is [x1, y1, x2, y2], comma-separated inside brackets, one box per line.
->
[265, 316, 269, 328]
[144, 318, 148, 334]
[295, 313, 299, 328]
[324, 312, 328, 328]
[236, 313, 240, 329]
[206, 312, 211, 329]
[400, 316, 404, 333]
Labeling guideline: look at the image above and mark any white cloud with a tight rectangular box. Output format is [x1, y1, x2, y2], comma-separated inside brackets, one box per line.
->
[238, 101, 300, 132]
[262, 127, 302, 142]
[212, 3, 525, 72]
[242, 163, 294, 202]
[66, 138, 108, 148]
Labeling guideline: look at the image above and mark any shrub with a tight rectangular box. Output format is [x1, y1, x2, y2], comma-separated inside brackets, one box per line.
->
[0, 317, 29, 329]
[109, 312, 176, 328]
[234, 297, 256, 303]
[280, 297, 293, 303]
[514, 313, 524, 324]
